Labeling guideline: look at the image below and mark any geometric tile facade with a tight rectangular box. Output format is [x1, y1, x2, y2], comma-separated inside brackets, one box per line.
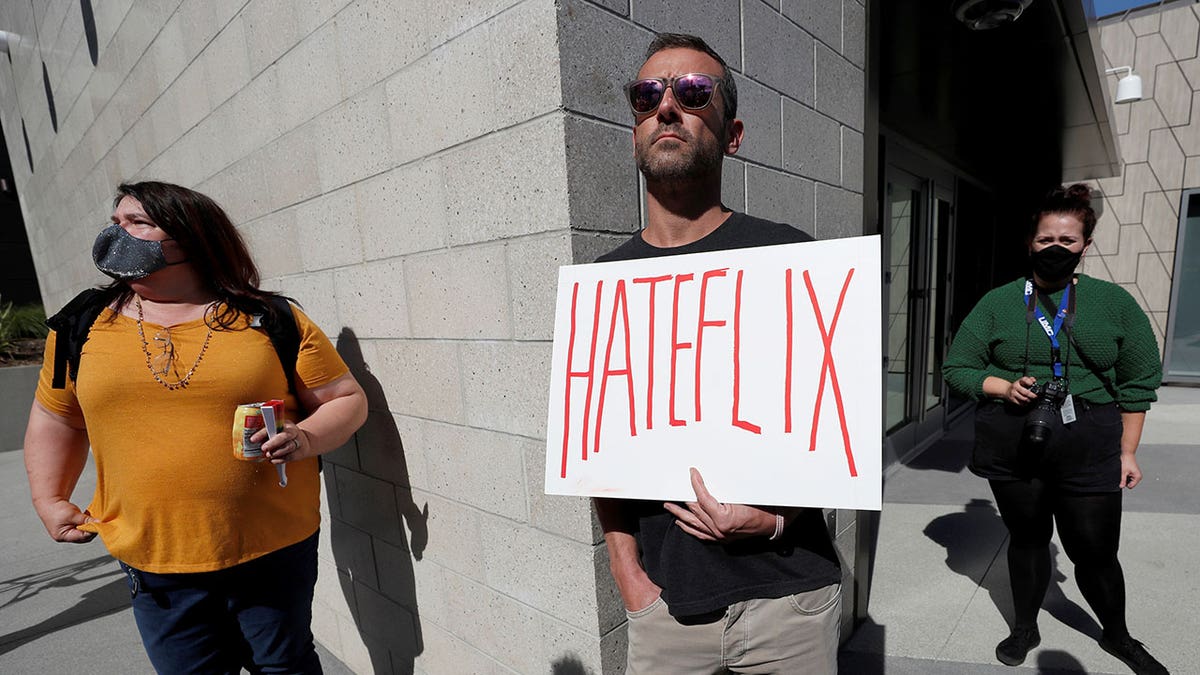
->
[1086, 4, 1200, 350]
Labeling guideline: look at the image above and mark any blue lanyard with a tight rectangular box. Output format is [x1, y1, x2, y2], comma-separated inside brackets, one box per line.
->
[1023, 279, 1072, 378]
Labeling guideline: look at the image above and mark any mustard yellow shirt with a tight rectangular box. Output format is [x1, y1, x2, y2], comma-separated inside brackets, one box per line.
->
[36, 304, 348, 573]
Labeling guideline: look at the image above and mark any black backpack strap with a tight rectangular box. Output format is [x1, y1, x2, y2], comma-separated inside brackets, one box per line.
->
[45, 288, 110, 389]
[260, 296, 302, 399]
[259, 296, 316, 470]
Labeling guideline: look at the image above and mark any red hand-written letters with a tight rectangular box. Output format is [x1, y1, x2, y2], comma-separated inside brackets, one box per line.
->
[560, 265, 858, 480]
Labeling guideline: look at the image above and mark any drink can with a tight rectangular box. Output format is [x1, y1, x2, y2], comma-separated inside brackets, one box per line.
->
[233, 404, 267, 461]
[263, 399, 285, 430]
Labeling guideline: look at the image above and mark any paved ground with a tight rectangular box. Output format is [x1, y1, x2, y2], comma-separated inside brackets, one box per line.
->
[0, 449, 352, 674]
[3, 388, 1196, 674]
[839, 386, 1200, 674]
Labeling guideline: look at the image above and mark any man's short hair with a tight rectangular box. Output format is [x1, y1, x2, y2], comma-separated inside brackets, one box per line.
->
[644, 33, 738, 121]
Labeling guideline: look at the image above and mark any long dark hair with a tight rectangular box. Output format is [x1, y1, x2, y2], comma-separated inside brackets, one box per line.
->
[1029, 183, 1097, 241]
[103, 181, 292, 329]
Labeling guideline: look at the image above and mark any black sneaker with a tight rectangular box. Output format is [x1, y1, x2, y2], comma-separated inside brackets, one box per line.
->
[1098, 634, 1169, 675]
[995, 625, 1041, 666]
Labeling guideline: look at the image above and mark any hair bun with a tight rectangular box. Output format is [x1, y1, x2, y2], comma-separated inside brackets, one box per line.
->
[1064, 183, 1092, 206]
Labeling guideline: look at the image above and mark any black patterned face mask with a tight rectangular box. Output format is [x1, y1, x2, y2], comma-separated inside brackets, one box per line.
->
[1030, 245, 1082, 283]
[92, 224, 172, 281]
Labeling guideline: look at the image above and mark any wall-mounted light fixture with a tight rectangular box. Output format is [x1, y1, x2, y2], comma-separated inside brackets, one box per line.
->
[1105, 66, 1143, 104]
[0, 30, 16, 56]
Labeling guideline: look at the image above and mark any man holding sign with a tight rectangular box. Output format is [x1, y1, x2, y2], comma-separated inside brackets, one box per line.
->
[594, 34, 842, 674]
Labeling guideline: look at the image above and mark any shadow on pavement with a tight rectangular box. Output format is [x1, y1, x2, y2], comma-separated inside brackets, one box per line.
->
[0, 555, 127, 655]
[923, 499, 1101, 640]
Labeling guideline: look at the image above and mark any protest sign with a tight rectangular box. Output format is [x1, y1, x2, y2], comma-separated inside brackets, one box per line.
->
[544, 235, 882, 511]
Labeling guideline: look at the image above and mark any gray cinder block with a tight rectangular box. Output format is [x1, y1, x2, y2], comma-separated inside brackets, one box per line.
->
[334, 258, 411, 339]
[442, 116, 569, 247]
[405, 244, 513, 339]
[507, 231, 573, 341]
[815, 182, 863, 239]
[734, 73, 784, 166]
[814, 43, 863, 131]
[564, 115, 640, 234]
[558, 0, 652, 123]
[632, 0, 743, 71]
[782, 99, 840, 183]
[746, 164, 815, 232]
[461, 340, 553, 439]
[744, 0, 815, 106]
[782, 0, 843, 53]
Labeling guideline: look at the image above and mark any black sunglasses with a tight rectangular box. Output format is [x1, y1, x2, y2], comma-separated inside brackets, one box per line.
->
[624, 73, 720, 115]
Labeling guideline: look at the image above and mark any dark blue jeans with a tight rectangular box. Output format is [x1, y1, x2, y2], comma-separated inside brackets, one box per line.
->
[119, 531, 322, 675]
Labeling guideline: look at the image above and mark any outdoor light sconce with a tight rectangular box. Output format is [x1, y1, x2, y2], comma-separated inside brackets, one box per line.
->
[1105, 67, 1143, 104]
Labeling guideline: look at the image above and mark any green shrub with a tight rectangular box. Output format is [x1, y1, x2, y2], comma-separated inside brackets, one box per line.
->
[3, 303, 48, 338]
[0, 300, 48, 353]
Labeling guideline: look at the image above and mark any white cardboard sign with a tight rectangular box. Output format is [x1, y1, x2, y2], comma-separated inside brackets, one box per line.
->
[544, 236, 883, 511]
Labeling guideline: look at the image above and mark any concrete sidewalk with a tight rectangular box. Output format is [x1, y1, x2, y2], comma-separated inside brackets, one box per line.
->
[3, 389, 1195, 674]
[0, 449, 353, 674]
[840, 386, 1200, 674]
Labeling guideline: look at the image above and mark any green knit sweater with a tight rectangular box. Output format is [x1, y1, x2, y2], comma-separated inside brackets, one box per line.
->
[942, 275, 1162, 412]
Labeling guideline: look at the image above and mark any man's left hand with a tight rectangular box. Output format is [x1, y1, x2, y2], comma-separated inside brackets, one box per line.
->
[663, 468, 778, 542]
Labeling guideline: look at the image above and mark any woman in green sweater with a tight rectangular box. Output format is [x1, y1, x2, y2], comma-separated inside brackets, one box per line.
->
[942, 184, 1166, 674]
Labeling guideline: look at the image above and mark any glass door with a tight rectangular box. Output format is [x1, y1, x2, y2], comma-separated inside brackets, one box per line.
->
[885, 169, 921, 433]
[882, 158, 957, 467]
[925, 190, 954, 415]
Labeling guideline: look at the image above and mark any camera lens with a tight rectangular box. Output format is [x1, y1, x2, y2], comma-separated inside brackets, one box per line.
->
[1024, 408, 1055, 445]
[1022, 379, 1065, 446]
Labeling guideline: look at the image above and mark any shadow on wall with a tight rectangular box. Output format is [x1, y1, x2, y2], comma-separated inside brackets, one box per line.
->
[328, 328, 430, 674]
[551, 655, 588, 674]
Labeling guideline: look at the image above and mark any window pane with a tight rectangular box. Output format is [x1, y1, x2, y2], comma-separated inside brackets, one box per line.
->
[1166, 193, 1200, 381]
[887, 187, 918, 430]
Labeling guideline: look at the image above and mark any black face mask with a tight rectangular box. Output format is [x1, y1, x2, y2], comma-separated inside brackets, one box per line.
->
[92, 224, 172, 281]
[1030, 245, 1083, 284]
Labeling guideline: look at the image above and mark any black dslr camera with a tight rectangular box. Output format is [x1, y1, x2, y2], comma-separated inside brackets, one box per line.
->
[1023, 378, 1068, 446]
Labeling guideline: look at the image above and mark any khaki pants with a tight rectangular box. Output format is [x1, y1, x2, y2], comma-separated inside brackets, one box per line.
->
[626, 583, 841, 675]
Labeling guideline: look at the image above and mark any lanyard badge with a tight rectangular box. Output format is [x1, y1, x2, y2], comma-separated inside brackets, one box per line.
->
[1023, 279, 1072, 378]
[1022, 279, 1077, 424]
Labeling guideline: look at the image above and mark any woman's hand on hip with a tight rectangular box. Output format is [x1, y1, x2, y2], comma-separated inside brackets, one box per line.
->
[34, 498, 97, 543]
[1119, 453, 1143, 489]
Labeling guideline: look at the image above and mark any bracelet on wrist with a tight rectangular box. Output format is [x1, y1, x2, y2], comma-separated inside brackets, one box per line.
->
[767, 512, 785, 540]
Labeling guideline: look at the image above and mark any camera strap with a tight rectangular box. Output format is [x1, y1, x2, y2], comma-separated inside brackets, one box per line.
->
[1022, 276, 1077, 380]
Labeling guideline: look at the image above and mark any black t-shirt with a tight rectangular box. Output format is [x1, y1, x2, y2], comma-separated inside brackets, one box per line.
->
[596, 211, 842, 617]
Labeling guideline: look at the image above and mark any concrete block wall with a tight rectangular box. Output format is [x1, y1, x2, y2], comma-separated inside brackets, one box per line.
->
[1089, 2, 1200, 349]
[558, 0, 866, 254]
[0, 1, 616, 673]
[555, 0, 868, 649]
[2, 0, 867, 672]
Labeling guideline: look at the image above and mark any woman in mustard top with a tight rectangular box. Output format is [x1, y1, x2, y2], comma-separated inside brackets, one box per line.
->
[23, 181, 368, 673]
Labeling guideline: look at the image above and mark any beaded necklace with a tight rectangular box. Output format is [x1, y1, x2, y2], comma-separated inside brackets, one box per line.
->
[135, 296, 214, 390]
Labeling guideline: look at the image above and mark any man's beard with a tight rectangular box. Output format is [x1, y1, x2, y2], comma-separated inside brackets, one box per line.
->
[636, 125, 724, 182]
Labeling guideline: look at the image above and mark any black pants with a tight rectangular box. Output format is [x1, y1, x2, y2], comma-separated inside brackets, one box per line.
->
[989, 479, 1128, 638]
[973, 400, 1131, 637]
